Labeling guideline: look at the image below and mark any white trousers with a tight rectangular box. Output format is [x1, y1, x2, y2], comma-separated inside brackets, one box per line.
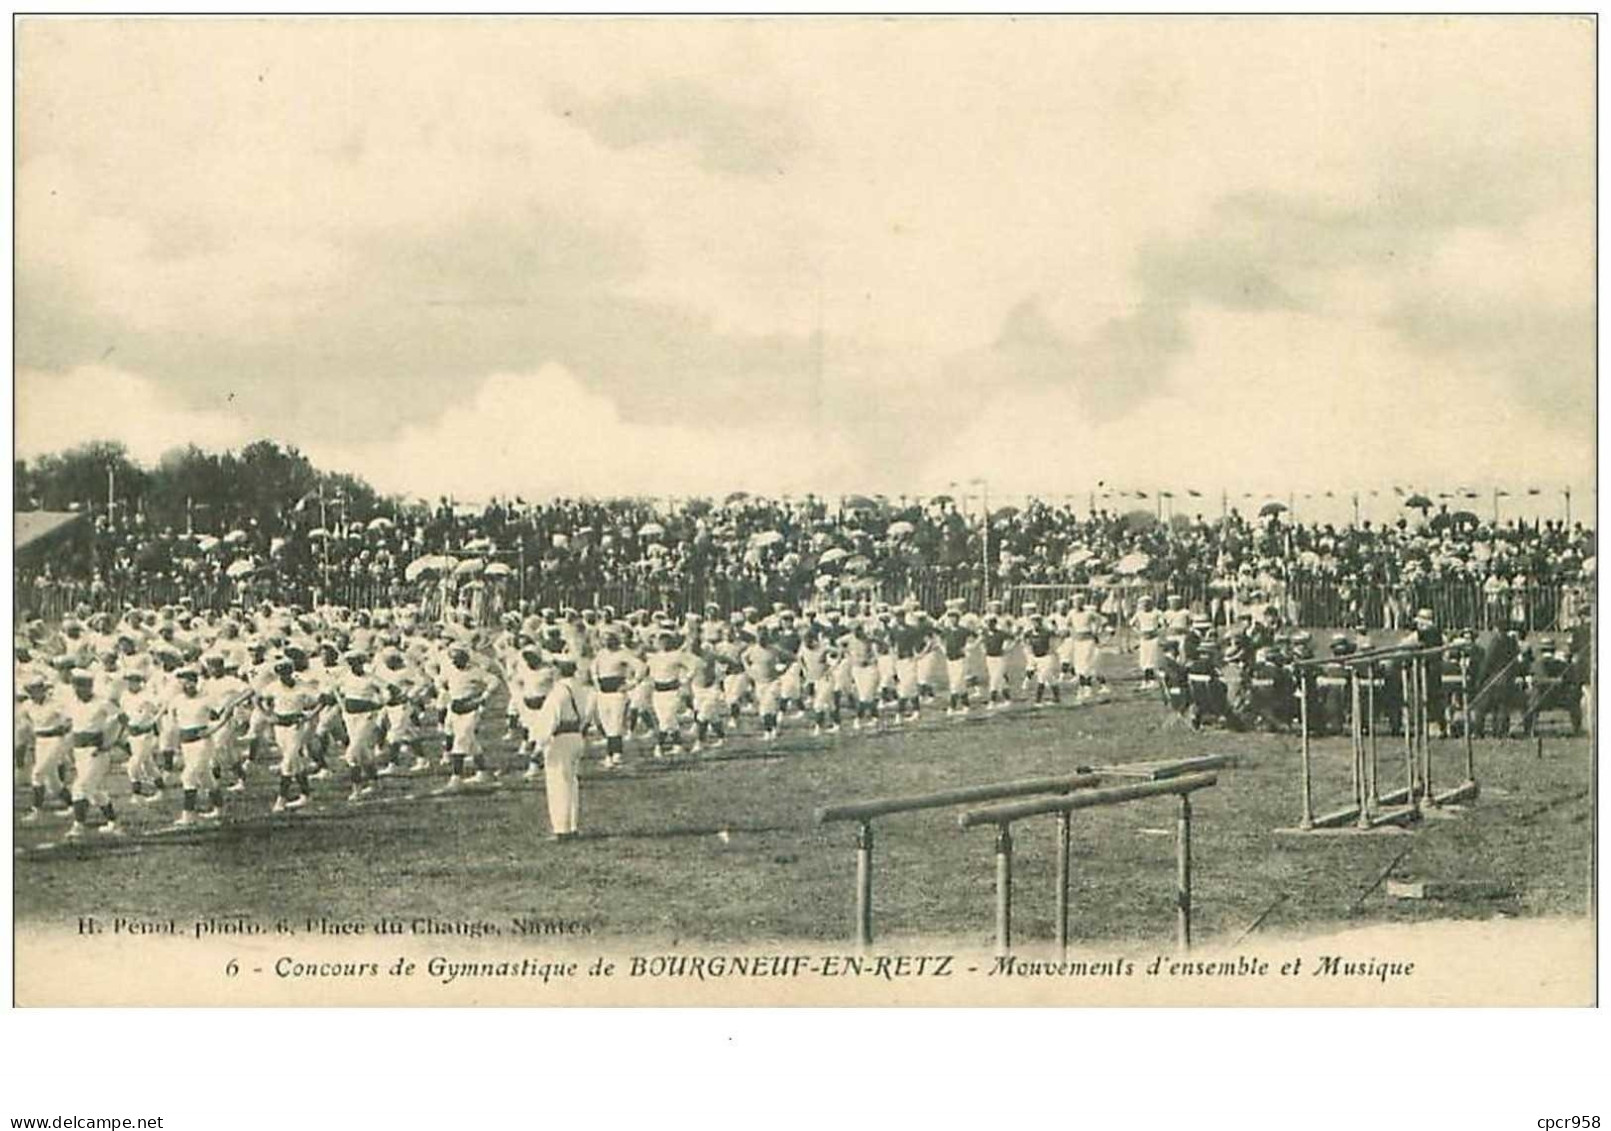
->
[179, 736, 215, 792]
[1072, 639, 1098, 678]
[344, 711, 382, 766]
[595, 691, 627, 738]
[986, 656, 1008, 694]
[31, 733, 73, 789]
[651, 689, 682, 732]
[126, 731, 160, 784]
[71, 746, 112, 806]
[543, 733, 583, 835]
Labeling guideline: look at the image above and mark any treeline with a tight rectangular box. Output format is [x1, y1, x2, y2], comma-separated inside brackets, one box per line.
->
[13, 439, 392, 535]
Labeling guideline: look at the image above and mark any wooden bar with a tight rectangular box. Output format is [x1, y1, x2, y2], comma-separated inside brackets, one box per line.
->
[1312, 803, 1362, 829]
[1434, 780, 1479, 807]
[1087, 754, 1234, 780]
[816, 772, 1100, 825]
[958, 772, 1219, 828]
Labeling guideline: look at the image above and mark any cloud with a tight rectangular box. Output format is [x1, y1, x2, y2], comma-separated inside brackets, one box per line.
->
[11, 18, 1594, 505]
[919, 305, 1594, 517]
[556, 78, 803, 176]
[311, 363, 861, 500]
[15, 365, 251, 464]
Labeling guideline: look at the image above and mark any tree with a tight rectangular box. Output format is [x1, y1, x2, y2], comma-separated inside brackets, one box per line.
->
[28, 440, 146, 514]
[147, 445, 230, 532]
[236, 439, 319, 532]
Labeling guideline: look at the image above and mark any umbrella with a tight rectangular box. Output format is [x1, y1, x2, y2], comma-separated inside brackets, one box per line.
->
[367, 516, 394, 532]
[992, 505, 1020, 520]
[196, 535, 220, 553]
[269, 537, 286, 556]
[814, 574, 836, 591]
[307, 528, 330, 540]
[887, 520, 916, 537]
[749, 530, 784, 548]
[225, 559, 255, 579]
[223, 529, 249, 545]
[724, 491, 750, 504]
[1064, 547, 1095, 567]
[1404, 494, 1433, 510]
[843, 494, 877, 511]
[454, 558, 485, 577]
[844, 554, 872, 574]
[551, 533, 569, 549]
[404, 555, 448, 582]
[930, 494, 954, 506]
[818, 547, 849, 565]
[463, 537, 494, 553]
[484, 562, 512, 578]
[1258, 502, 1287, 517]
[1451, 510, 1479, 526]
[638, 522, 666, 538]
[1115, 551, 1152, 575]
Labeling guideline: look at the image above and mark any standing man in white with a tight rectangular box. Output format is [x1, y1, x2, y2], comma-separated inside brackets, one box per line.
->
[530, 647, 587, 842]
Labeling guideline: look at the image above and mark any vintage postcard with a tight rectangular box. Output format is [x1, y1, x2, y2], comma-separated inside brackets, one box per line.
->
[11, 15, 1595, 1006]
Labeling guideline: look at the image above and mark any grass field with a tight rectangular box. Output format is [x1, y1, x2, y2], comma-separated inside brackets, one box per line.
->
[13, 659, 1594, 951]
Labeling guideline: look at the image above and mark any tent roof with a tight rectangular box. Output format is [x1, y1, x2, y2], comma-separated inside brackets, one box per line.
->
[14, 511, 85, 554]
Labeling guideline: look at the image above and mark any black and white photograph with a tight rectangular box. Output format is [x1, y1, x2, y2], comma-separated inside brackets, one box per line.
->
[9, 14, 1597, 1011]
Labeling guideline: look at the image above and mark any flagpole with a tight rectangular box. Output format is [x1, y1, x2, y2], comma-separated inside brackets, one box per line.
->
[319, 486, 330, 606]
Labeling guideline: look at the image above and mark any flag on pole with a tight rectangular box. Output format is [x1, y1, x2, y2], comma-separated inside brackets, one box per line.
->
[1186, 489, 1201, 497]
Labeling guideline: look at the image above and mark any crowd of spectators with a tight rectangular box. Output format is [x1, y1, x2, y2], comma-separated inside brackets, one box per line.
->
[15, 493, 1596, 627]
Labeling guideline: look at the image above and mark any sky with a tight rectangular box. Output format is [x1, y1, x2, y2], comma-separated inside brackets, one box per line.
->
[13, 17, 1596, 523]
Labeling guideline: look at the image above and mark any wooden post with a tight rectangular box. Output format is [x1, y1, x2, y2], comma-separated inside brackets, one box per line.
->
[1176, 793, 1193, 952]
[1366, 662, 1379, 811]
[994, 823, 1013, 957]
[1461, 655, 1476, 787]
[1352, 670, 1369, 828]
[1298, 673, 1314, 829]
[854, 821, 873, 951]
[1402, 665, 1417, 805]
[517, 540, 527, 608]
[1054, 811, 1071, 961]
[1419, 658, 1437, 808]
